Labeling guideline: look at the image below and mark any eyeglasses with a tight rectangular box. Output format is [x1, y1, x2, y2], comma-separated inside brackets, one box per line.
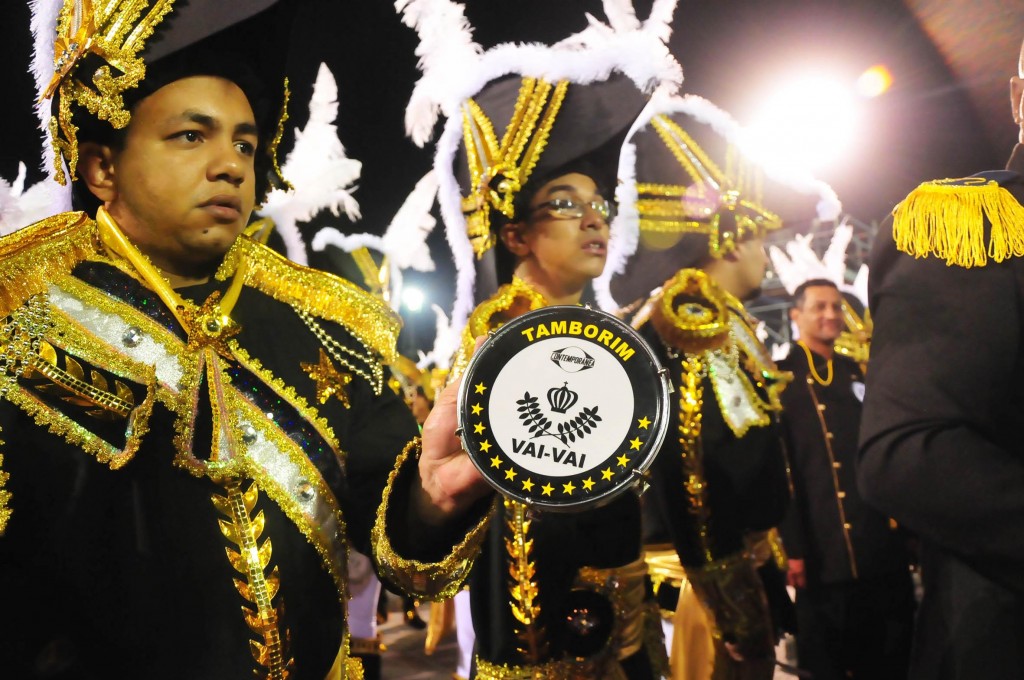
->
[530, 197, 616, 222]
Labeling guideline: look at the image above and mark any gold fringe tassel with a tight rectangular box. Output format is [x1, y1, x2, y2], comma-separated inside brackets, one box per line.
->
[892, 181, 1024, 268]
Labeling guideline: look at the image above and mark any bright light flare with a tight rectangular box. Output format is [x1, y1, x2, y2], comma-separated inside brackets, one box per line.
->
[402, 286, 425, 312]
[856, 64, 893, 98]
[744, 74, 861, 173]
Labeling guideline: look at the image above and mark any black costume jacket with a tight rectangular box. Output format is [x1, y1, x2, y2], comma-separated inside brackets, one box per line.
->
[859, 148, 1024, 677]
[448, 278, 665, 680]
[777, 348, 907, 585]
[636, 268, 791, 662]
[0, 213, 480, 679]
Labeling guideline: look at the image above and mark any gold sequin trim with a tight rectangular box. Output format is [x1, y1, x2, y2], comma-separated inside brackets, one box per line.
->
[0, 443, 11, 535]
[371, 439, 491, 600]
[215, 237, 400, 364]
[212, 479, 295, 679]
[0, 212, 96, 318]
[450, 278, 547, 379]
[504, 499, 546, 661]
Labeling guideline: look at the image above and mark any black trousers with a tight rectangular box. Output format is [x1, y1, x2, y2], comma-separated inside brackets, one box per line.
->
[795, 571, 915, 680]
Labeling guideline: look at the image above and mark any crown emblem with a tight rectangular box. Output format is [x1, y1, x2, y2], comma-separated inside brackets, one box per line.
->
[547, 382, 579, 414]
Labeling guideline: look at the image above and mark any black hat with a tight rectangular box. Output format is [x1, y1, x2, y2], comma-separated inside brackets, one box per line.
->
[36, 0, 293, 199]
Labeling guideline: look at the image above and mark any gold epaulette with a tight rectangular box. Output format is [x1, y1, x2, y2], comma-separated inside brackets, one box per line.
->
[0, 212, 97, 317]
[216, 236, 402, 363]
[648, 268, 731, 354]
[450, 277, 547, 379]
[892, 177, 1024, 268]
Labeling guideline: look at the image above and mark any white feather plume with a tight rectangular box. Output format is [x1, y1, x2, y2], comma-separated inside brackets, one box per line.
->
[0, 163, 70, 236]
[29, 0, 72, 211]
[396, 0, 483, 147]
[310, 170, 438, 311]
[259, 63, 362, 264]
[768, 218, 868, 307]
[418, 303, 461, 371]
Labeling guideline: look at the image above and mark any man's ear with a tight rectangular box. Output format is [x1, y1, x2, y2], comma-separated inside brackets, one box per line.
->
[789, 305, 800, 322]
[499, 221, 531, 257]
[77, 142, 118, 204]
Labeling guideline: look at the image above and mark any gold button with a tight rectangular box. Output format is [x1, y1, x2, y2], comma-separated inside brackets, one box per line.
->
[817, 404, 827, 411]
[826, 432, 835, 439]
[833, 461, 841, 469]
[837, 491, 846, 499]
[843, 522, 852, 529]
[806, 377, 814, 385]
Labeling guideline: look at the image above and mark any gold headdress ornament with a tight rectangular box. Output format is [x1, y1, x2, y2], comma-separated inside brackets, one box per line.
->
[637, 114, 781, 258]
[460, 78, 569, 257]
[40, 0, 177, 185]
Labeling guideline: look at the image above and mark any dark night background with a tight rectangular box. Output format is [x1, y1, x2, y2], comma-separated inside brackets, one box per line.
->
[1, 0, 1020, 353]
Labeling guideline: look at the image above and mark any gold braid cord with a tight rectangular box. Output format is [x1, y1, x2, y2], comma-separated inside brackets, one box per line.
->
[212, 479, 296, 680]
[636, 115, 780, 258]
[43, 0, 178, 184]
[504, 499, 547, 661]
[461, 78, 569, 258]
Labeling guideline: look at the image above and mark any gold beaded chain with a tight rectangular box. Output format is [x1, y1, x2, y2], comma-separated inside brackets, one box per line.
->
[294, 307, 384, 395]
[798, 341, 833, 387]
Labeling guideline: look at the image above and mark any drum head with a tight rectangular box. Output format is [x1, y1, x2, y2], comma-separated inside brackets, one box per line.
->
[457, 305, 670, 511]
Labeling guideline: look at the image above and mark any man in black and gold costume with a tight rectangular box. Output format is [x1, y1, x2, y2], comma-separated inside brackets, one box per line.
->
[777, 278, 913, 680]
[0, 2, 491, 678]
[610, 100, 804, 680]
[858, 36, 1024, 679]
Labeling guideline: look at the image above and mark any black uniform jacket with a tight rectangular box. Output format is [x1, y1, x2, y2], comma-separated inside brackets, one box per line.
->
[641, 320, 790, 569]
[859, 148, 1024, 676]
[0, 215, 419, 679]
[778, 348, 907, 585]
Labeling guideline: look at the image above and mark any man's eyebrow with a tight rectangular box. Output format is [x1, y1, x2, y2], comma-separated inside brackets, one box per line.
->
[169, 111, 258, 137]
[541, 184, 602, 198]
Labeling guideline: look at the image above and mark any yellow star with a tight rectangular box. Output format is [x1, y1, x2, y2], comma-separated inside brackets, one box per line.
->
[471, 403, 483, 415]
[637, 416, 651, 429]
[473, 422, 486, 435]
[522, 478, 535, 492]
[480, 440, 492, 453]
[629, 437, 642, 451]
[601, 467, 614, 480]
[505, 468, 517, 481]
[582, 477, 595, 491]
[562, 481, 576, 495]
[490, 455, 503, 469]
[617, 454, 630, 468]
[474, 382, 487, 394]
[541, 483, 554, 496]
[301, 348, 353, 407]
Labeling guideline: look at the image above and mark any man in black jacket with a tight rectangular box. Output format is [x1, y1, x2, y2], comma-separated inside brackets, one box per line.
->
[779, 278, 913, 680]
[858, 37, 1024, 680]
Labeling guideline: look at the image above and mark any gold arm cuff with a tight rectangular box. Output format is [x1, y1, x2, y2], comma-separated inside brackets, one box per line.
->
[371, 438, 491, 600]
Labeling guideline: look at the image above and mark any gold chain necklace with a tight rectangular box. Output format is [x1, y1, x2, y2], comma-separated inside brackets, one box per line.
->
[798, 341, 833, 386]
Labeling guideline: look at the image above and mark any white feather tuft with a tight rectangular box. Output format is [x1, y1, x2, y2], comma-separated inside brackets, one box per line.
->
[600, 0, 641, 32]
[29, 0, 72, 210]
[259, 63, 362, 264]
[381, 171, 438, 272]
[396, 0, 482, 146]
[0, 162, 72, 236]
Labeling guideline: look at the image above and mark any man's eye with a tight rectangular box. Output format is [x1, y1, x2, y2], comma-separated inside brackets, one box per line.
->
[176, 130, 201, 143]
[549, 198, 578, 210]
[235, 141, 256, 156]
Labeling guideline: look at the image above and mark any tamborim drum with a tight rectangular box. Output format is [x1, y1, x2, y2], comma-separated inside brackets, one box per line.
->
[457, 305, 671, 511]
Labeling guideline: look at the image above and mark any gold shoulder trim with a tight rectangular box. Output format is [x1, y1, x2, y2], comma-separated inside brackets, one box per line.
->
[216, 236, 401, 363]
[0, 212, 97, 317]
[649, 269, 731, 354]
[892, 177, 1024, 268]
[450, 278, 547, 379]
